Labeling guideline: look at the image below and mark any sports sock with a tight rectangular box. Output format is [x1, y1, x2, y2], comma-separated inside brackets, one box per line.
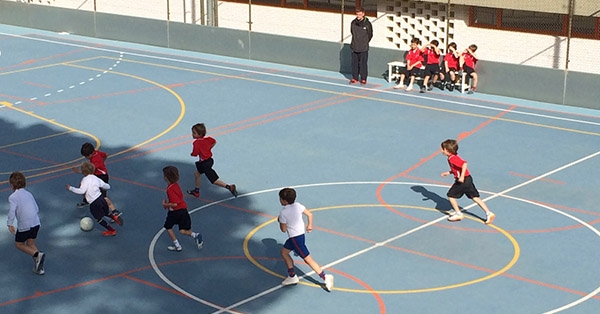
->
[319, 271, 326, 280]
[287, 268, 295, 277]
[173, 239, 181, 247]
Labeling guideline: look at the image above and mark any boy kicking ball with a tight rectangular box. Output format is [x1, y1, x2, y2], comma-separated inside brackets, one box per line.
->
[440, 139, 495, 224]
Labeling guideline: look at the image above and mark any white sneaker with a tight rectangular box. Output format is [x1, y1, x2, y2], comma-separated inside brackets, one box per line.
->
[447, 213, 463, 222]
[485, 212, 496, 224]
[167, 245, 182, 252]
[282, 275, 299, 286]
[393, 84, 406, 89]
[406, 85, 414, 91]
[324, 274, 334, 291]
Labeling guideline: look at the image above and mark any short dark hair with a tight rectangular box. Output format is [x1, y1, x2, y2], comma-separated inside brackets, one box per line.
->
[279, 188, 297, 204]
[9, 172, 26, 190]
[441, 139, 459, 154]
[80, 142, 95, 157]
[356, 7, 365, 13]
[192, 123, 207, 137]
[163, 166, 180, 184]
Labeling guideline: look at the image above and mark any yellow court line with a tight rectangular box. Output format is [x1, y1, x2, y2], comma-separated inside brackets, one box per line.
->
[0, 130, 74, 149]
[63, 63, 186, 158]
[104, 56, 600, 137]
[243, 204, 520, 294]
[0, 101, 98, 176]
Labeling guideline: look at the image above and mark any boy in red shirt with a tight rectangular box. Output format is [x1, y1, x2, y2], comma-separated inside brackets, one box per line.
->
[393, 38, 424, 92]
[420, 40, 442, 93]
[186, 123, 237, 198]
[162, 166, 202, 251]
[440, 139, 495, 224]
[440, 42, 460, 91]
[460, 44, 479, 94]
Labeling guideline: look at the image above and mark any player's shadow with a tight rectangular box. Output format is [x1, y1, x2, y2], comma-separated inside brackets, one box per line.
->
[411, 185, 459, 215]
[261, 238, 328, 291]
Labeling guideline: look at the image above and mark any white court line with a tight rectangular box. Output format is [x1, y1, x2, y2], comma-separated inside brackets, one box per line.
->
[1, 31, 599, 127]
[208, 150, 600, 314]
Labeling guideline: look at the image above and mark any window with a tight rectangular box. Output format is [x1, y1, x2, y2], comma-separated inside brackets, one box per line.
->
[220, 0, 376, 16]
[469, 6, 600, 39]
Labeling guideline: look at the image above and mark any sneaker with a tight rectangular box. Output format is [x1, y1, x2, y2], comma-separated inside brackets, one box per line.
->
[110, 214, 123, 226]
[101, 229, 117, 236]
[186, 189, 200, 198]
[448, 214, 463, 222]
[228, 184, 238, 197]
[349, 79, 359, 84]
[393, 84, 406, 90]
[34, 252, 45, 272]
[32, 267, 45, 275]
[406, 85, 414, 92]
[468, 86, 476, 94]
[419, 86, 426, 93]
[427, 85, 434, 91]
[485, 212, 496, 224]
[440, 83, 445, 91]
[324, 274, 334, 292]
[282, 275, 299, 286]
[360, 80, 367, 85]
[194, 234, 203, 249]
[76, 201, 89, 208]
[447, 84, 454, 92]
[168, 245, 183, 252]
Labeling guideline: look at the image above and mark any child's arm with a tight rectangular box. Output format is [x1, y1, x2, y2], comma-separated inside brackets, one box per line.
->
[278, 215, 287, 233]
[303, 209, 314, 233]
[7, 197, 17, 234]
[71, 166, 82, 174]
[162, 199, 174, 209]
[458, 162, 468, 183]
[441, 170, 452, 177]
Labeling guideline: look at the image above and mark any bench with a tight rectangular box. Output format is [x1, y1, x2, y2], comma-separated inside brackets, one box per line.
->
[387, 61, 472, 93]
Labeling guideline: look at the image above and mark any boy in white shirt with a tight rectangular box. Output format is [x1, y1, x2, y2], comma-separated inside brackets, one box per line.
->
[67, 162, 120, 236]
[278, 188, 334, 292]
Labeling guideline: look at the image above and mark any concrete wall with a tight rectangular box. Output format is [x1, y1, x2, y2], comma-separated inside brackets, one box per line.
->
[0, 1, 598, 110]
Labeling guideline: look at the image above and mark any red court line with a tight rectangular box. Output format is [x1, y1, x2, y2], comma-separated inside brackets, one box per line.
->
[509, 171, 565, 184]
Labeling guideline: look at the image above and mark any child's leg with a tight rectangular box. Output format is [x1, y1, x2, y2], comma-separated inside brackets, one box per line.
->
[448, 197, 461, 213]
[281, 247, 295, 272]
[471, 197, 490, 214]
[471, 72, 478, 89]
[194, 170, 201, 189]
[105, 197, 116, 211]
[15, 239, 37, 256]
[166, 228, 178, 241]
[303, 255, 324, 277]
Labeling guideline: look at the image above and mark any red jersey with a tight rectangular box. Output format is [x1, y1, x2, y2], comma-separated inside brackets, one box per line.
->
[425, 48, 440, 65]
[444, 53, 459, 70]
[447, 154, 470, 179]
[405, 48, 423, 68]
[89, 150, 108, 175]
[462, 52, 477, 68]
[191, 137, 216, 161]
[166, 182, 187, 211]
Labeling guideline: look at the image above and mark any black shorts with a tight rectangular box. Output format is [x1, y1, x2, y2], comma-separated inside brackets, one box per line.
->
[424, 64, 440, 76]
[446, 175, 480, 199]
[195, 158, 219, 183]
[15, 225, 40, 243]
[95, 174, 109, 198]
[464, 65, 476, 75]
[164, 209, 192, 230]
[90, 197, 110, 220]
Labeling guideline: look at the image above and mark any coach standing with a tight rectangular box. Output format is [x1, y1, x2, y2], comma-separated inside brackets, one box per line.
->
[350, 7, 373, 85]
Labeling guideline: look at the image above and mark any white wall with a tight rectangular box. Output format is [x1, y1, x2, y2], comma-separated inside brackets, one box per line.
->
[21, 0, 600, 73]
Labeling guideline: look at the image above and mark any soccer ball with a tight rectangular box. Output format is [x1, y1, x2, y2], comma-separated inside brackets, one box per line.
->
[80, 217, 94, 231]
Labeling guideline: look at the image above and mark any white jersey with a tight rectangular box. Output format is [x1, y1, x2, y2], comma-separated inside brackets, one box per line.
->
[279, 202, 306, 238]
[69, 174, 110, 203]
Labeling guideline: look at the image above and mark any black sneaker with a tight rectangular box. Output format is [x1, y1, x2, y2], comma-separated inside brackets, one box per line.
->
[440, 83, 445, 91]
[427, 85, 433, 91]
[419, 86, 426, 93]
[228, 184, 238, 197]
[448, 84, 454, 92]
[35, 252, 45, 273]
[186, 189, 200, 198]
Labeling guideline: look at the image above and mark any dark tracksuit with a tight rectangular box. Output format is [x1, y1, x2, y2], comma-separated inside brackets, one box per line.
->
[350, 17, 373, 82]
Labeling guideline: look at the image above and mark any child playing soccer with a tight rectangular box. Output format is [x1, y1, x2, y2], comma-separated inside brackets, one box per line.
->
[186, 123, 238, 198]
[7, 172, 46, 275]
[440, 139, 495, 224]
[67, 162, 121, 236]
[71, 142, 122, 224]
[162, 166, 203, 251]
[278, 187, 334, 292]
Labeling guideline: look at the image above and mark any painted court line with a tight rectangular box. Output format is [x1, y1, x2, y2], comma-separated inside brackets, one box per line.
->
[2, 31, 599, 129]
[210, 150, 600, 314]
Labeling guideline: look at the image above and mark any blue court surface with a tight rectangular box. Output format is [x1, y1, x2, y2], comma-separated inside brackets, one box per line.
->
[1, 24, 600, 314]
